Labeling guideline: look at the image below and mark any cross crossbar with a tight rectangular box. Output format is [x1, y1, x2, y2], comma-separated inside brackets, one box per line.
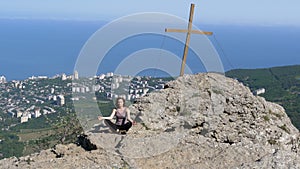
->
[165, 3, 212, 76]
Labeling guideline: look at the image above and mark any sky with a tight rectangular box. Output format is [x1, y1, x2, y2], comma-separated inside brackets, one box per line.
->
[0, 0, 300, 26]
[1, 0, 300, 80]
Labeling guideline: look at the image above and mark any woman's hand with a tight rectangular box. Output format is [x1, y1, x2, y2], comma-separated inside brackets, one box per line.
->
[98, 116, 103, 120]
[132, 120, 137, 125]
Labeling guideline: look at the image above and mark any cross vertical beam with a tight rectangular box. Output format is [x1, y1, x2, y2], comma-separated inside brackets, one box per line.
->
[165, 4, 213, 76]
[181, 3, 195, 76]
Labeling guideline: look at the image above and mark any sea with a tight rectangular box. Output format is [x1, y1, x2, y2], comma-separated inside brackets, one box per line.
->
[1, 18, 300, 81]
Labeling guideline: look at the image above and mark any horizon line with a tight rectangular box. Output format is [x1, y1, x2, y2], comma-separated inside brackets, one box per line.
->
[2, 64, 300, 82]
[1, 16, 300, 28]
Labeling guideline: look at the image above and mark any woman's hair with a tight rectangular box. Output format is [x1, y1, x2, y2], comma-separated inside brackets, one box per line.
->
[115, 97, 126, 107]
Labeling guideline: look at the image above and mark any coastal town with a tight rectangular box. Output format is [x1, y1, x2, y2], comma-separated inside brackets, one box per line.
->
[0, 72, 171, 124]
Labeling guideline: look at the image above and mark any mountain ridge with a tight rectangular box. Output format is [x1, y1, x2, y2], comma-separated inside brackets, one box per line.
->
[1, 73, 300, 169]
[226, 64, 300, 129]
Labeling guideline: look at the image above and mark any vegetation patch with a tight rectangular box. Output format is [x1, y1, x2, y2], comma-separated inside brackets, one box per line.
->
[268, 109, 284, 119]
[192, 93, 201, 98]
[212, 88, 223, 95]
[0, 132, 24, 159]
[226, 65, 300, 129]
[141, 123, 150, 130]
[278, 124, 291, 134]
[180, 111, 192, 116]
[263, 115, 270, 121]
[268, 139, 277, 145]
[17, 128, 54, 142]
[176, 106, 181, 112]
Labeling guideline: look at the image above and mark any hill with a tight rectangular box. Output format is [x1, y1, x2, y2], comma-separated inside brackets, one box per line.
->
[1, 73, 299, 168]
[0, 74, 172, 159]
[226, 65, 300, 129]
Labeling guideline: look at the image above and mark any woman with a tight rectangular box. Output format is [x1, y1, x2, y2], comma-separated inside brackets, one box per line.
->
[98, 97, 135, 134]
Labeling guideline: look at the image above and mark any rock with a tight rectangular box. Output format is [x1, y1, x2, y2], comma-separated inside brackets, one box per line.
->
[1, 73, 299, 168]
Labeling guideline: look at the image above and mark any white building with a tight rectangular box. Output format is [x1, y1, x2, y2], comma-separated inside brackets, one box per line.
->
[119, 95, 126, 100]
[70, 97, 79, 101]
[48, 95, 53, 101]
[129, 89, 134, 94]
[118, 77, 123, 83]
[143, 88, 149, 94]
[43, 110, 49, 115]
[13, 81, 24, 89]
[155, 84, 165, 89]
[74, 71, 79, 80]
[0, 76, 6, 83]
[80, 87, 86, 93]
[61, 73, 67, 81]
[57, 95, 65, 106]
[112, 94, 118, 99]
[92, 85, 101, 92]
[127, 94, 132, 100]
[34, 108, 41, 118]
[27, 113, 32, 119]
[254, 88, 266, 95]
[8, 110, 15, 117]
[135, 94, 140, 98]
[113, 76, 123, 83]
[98, 74, 105, 80]
[72, 87, 83, 93]
[52, 95, 57, 101]
[29, 76, 37, 80]
[21, 116, 29, 123]
[111, 83, 120, 89]
[106, 72, 114, 77]
[17, 111, 22, 118]
[50, 88, 55, 94]
[44, 106, 56, 113]
[38, 76, 48, 79]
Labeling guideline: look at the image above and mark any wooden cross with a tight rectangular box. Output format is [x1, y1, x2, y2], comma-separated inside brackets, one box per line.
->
[165, 3, 213, 76]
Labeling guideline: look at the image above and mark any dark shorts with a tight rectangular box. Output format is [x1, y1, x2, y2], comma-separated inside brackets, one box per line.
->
[104, 119, 132, 131]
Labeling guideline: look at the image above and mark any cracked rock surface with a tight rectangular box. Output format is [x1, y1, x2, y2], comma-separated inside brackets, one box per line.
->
[1, 73, 300, 169]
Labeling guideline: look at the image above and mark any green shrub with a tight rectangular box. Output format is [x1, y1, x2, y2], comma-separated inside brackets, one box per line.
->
[278, 124, 291, 134]
[263, 115, 270, 121]
[268, 139, 277, 145]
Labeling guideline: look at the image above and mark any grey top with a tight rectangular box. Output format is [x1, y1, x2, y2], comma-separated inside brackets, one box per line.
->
[115, 108, 127, 126]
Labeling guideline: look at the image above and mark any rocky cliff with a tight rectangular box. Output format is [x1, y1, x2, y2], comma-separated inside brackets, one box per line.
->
[1, 73, 300, 169]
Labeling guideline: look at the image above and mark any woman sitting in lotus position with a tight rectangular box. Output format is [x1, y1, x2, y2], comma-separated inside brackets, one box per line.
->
[98, 97, 135, 134]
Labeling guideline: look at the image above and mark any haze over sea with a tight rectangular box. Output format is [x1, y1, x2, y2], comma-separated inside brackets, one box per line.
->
[1, 19, 300, 81]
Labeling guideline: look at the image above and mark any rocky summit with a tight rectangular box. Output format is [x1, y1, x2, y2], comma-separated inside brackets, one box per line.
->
[1, 73, 300, 169]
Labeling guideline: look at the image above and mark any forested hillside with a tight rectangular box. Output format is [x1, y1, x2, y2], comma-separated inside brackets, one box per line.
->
[226, 65, 300, 129]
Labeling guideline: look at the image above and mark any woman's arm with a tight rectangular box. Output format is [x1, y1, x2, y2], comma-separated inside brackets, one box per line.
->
[98, 109, 116, 120]
[126, 108, 136, 125]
